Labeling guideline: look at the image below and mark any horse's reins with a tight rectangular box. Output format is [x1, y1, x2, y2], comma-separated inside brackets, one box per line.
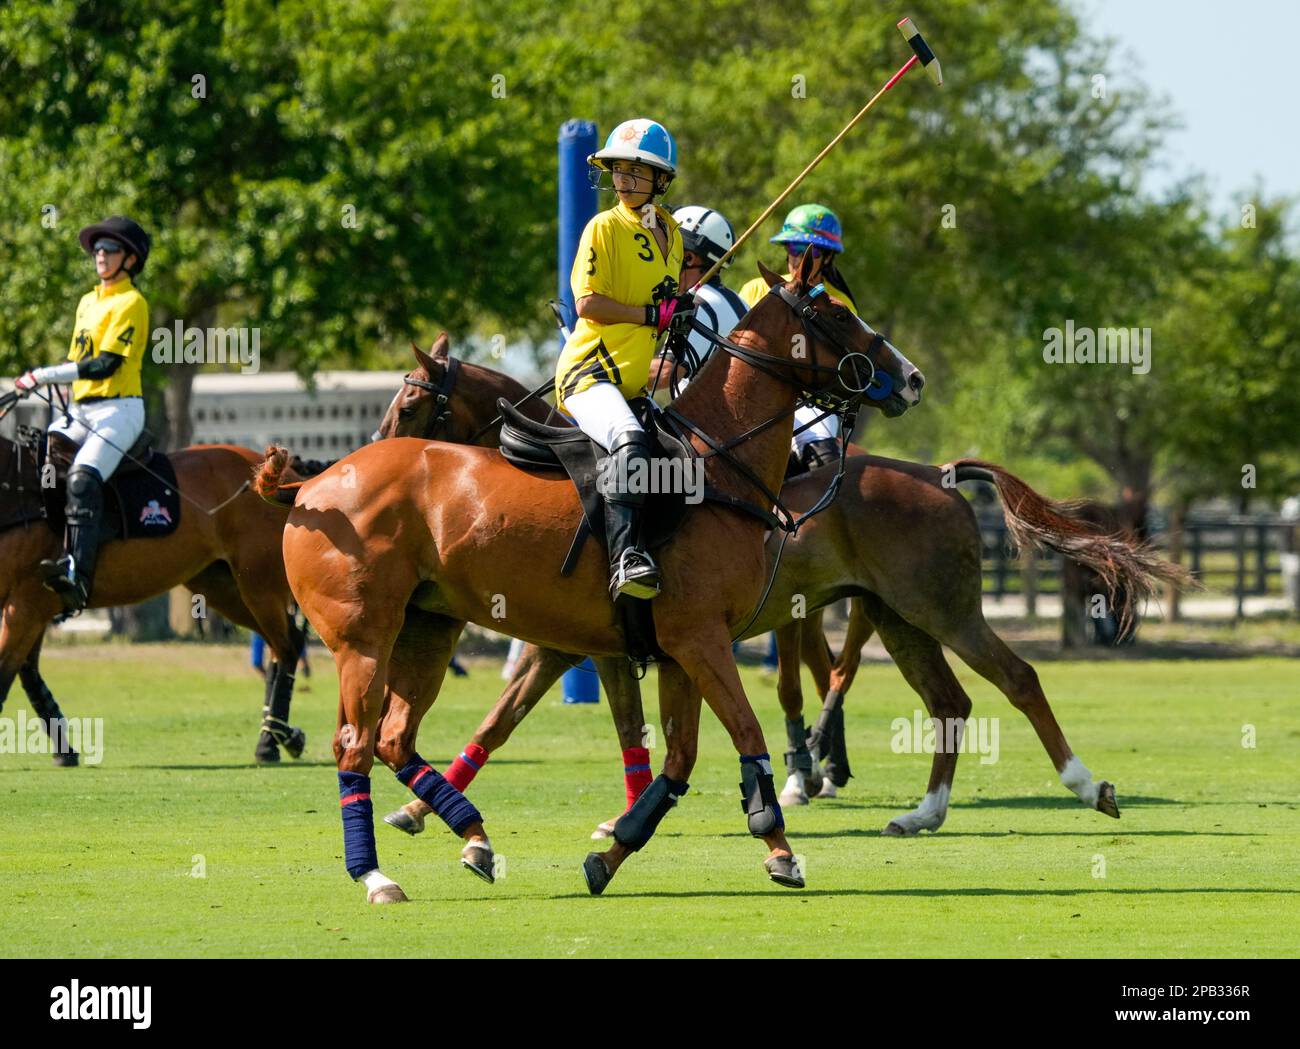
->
[653, 284, 881, 640]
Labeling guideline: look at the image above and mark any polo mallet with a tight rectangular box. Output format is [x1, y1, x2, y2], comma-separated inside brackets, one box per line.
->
[691, 16, 942, 292]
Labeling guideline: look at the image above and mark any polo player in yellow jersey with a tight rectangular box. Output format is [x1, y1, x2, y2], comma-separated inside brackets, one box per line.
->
[739, 203, 861, 472]
[12, 216, 152, 613]
[555, 118, 695, 600]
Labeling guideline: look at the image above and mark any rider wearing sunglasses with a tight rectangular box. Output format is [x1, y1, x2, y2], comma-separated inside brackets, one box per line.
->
[10, 215, 152, 613]
[555, 118, 694, 600]
[738, 204, 860, 472]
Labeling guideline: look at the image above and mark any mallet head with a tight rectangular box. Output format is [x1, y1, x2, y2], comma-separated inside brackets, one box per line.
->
[897, 17, 943, 87]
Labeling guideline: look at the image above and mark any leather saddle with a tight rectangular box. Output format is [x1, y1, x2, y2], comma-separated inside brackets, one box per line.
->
[498, 396, 697, 565]
[497, 396, 700, 670]
[42, 430, 181, 542]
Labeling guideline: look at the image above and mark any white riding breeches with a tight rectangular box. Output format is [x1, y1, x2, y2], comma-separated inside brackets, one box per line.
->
[48, 397, 146, 480]
[563, 381, 643, 452]
[792, 403, 840, 452]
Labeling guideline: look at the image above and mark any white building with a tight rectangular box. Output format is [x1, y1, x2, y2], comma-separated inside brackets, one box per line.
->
[190, 370, 403, 457]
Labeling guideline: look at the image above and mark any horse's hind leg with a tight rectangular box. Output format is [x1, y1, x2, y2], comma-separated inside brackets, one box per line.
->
[774, 620, 814, 805]
[583, 658, 701, 895]
[18, 631, 80, 767]
[373, 609, 491, 887]
[859, 597, 973, 836]
[185, 562, 307, 764]
[943, 616, 1119, 818]
[809, 599, 876, 793]
[589, 654, 652, 838]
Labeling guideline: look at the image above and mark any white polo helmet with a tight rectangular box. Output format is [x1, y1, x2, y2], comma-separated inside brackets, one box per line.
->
[673, 205, 735, 267]
[588, 118, 678, 179]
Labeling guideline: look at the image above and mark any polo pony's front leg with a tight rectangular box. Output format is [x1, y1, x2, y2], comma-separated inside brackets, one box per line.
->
[665, 628, 805, 889]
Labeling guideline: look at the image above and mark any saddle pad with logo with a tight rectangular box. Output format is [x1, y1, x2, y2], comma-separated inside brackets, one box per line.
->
[114, 452, 182, 539]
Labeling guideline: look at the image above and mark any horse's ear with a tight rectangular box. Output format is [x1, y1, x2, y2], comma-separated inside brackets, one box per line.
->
[430, 332, 450, 360]
[794, 246, 824, 289]
[757, 259, 783, 287]
[411, 343, 440, 376]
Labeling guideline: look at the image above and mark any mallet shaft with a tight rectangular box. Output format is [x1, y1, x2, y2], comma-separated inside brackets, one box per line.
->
[692, 53, 920, 291]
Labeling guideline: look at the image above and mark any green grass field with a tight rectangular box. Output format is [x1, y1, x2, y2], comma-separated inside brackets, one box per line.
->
[1, 643, 1296, 957]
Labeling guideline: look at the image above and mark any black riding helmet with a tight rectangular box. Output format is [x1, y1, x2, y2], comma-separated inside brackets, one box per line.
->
[78, 216, 151, 277]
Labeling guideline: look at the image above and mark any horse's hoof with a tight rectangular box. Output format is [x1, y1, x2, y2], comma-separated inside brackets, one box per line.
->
[51, 750, 79, 768]
[815, 779, 837, 799]
[253, 735, 280, 764]
[384, 809, 425, 836]
[582, 852, 613, 896]
[284, 727, 307, 760]
[1097, 781, 1120, 819]
[461, 842, 495, 884]
[590, 819, 617, 840]
[764, 854, 805, 888]
[882, 820, 914, 837]
[367, 883, 409, 904]
[804, 768, 824, 797]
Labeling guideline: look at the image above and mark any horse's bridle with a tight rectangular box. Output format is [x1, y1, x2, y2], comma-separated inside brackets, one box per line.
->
[401, 355, 460, 440]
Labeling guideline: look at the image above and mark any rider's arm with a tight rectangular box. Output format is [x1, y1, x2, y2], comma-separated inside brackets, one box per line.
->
[20, 354, 124, 388]
[574, 293, 648, 326]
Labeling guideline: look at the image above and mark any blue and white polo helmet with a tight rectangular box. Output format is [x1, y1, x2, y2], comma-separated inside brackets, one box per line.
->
[588, 118, 678, 189]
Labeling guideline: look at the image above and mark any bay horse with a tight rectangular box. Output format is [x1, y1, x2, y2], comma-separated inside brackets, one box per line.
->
[258, 252, 924, 901]
[372, 343, 1186, 841]
[0, 426, 311, 764]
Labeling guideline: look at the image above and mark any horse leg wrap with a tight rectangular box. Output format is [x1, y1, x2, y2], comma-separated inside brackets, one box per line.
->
[823, 698, 853, 787]
[396, 753, 482, 836]
[338, 771, 378, 879]
[261, 665, 297, 742]
[807, 688, 841, 754]
[445, 742, 489, 793]
[784, 716, 812, 776]
[740, 754, 784, 837]
[613, 773, 688, 851]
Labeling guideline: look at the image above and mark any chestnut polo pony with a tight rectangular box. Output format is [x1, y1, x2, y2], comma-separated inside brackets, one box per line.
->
[0, 418, 309, 765]
[370, 338, 1187, 845]
[257, 252, 924, 902]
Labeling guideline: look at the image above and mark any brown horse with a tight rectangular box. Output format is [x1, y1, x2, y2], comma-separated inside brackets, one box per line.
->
[259, 252, 924, 901]
[377, 335, 873, 818]
[0, 433, 309, 764]
[372, 348, 1186, 840]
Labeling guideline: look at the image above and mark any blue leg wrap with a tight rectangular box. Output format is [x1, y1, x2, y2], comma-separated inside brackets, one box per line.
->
[338, 771, 378, 879]
[396, 753, 482, 836]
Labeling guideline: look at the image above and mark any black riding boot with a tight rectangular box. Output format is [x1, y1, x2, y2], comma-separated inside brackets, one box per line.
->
[39, 465, 104, 615]
[603, 431, 660, 600]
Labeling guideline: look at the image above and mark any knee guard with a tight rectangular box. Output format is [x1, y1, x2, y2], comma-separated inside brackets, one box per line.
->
[613, 773, 688, 852]
[740, 754, 783, 837]
[605, 430, 652, 509]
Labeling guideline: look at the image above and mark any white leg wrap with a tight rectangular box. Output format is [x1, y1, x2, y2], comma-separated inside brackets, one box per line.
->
[890, 785, 950, 833]
[359, 869, 398, 893]
[1060, 755, 1100, 807]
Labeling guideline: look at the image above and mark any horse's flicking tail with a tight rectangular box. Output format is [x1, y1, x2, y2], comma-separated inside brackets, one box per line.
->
[253, 446, 304, 508]
[949, 458, 1194, 632]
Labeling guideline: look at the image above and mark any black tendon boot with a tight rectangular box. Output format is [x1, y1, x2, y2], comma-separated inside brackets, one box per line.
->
[603, 430, 661, 600]
[255, 662, 306, 763]
[39, 465, 104, 615]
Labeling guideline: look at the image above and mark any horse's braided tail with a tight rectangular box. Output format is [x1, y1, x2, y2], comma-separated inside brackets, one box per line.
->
[253, 445, 304, 508]
[948, 458, 1195, 633]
